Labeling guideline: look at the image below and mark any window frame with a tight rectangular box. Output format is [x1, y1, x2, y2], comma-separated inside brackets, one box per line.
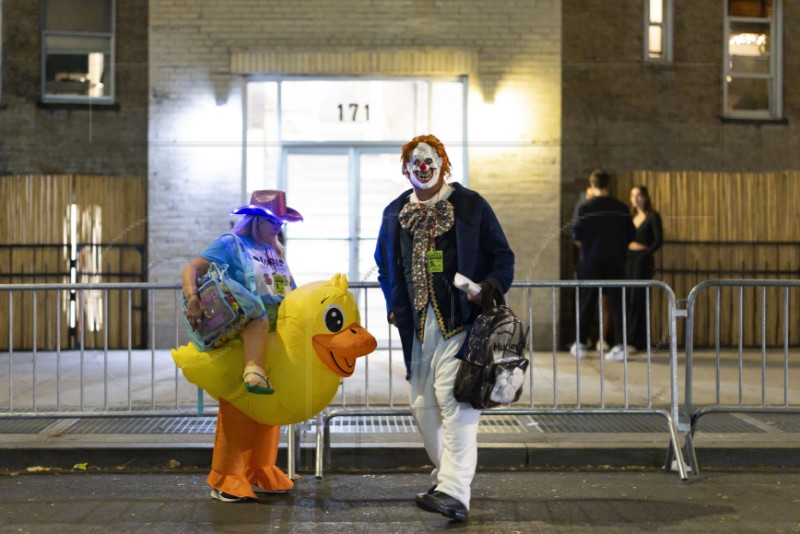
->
[644, 0, 673, 63]
[40, 0, 116, 105]
[723, 0, 783, 120]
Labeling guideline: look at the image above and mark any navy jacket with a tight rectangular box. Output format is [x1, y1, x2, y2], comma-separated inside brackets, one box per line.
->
[374, 183, 514, 377]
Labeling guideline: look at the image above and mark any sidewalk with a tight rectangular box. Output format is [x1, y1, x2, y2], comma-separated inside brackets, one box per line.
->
[1, 349, 799, 474]
[2, 410, 799, 474]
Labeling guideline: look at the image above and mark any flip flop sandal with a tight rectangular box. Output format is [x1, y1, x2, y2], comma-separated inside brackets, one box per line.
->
[243, 367, 274, 395]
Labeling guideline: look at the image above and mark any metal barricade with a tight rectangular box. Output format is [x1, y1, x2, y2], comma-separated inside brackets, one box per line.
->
[680, 279, 800, 474]
[0, 282, 197, 417]
[0, 280, 687, 481]
[319, 280, 688, 480]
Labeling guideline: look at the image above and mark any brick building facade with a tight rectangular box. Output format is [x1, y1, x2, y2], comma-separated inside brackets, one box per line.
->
[3, 1, 798, 349]
[561, 0, 800, 273]
[147, 0, 563, 345]
[0, 0, 148, 176]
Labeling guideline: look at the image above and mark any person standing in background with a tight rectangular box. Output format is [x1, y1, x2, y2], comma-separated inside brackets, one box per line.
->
[572, 185, 611, 352]
[626, 185, 663, 352]
[570, 169, 635, 361]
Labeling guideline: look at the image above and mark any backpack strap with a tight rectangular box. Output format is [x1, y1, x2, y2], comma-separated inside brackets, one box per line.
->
[221, 232, 257, 294]
[480, 277, 506, 313]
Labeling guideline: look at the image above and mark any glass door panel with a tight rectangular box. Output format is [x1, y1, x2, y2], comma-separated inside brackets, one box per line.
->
[284, 153, 351, 284]
[358, 152, 410, 347]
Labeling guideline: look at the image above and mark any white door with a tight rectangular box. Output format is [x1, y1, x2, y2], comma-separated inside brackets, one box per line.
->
[282, 148, 409, 341]
[245, 77, 467, 345]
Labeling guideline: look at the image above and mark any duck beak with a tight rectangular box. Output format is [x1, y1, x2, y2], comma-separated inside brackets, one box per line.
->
[312, 323, 377, 377]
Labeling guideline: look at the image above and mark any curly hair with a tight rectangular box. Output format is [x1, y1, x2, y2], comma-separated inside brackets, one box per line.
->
[400, 134, 451, 179]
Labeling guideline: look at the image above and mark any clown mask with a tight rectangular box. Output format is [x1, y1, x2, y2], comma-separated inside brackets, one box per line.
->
[405, 142, 442, 190]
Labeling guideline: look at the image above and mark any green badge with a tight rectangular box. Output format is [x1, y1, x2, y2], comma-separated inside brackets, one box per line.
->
[427, 250, 444, 273]
[273, 274, 286, 295]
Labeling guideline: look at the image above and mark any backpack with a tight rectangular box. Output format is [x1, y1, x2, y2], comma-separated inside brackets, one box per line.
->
[182, 233, 266, 351]
[454, 302, 530, 409]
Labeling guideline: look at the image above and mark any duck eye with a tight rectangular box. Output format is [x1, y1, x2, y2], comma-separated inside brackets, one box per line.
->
[324, 305, 345, 333]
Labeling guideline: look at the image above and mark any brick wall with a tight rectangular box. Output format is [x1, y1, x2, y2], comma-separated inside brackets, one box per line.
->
[0, 0, 148, 177]
[559, 0, 800, 345]
[561, 0, 800, 234]
[149, 0, 563, 346]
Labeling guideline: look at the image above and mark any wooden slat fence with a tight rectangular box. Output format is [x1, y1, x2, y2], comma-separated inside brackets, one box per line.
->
[0, 175, 146, 350]
[614, 170, 800, 347]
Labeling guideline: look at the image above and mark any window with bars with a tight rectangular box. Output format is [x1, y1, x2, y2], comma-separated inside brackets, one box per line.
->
[724, 0, 783, 119]
[41, 0, 115, 104]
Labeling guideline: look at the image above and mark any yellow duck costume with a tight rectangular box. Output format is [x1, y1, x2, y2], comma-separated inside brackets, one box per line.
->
[172, 274, 376, 499]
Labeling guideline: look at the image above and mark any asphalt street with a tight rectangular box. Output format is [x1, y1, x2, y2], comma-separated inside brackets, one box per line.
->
[1, 469, 799, 533]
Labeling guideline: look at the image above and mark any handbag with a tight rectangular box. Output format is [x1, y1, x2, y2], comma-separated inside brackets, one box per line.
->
[454, 290, 530, 409]
[183, 233, 265, 351]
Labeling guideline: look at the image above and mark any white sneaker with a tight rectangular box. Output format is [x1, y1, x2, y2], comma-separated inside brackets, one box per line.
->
[210, 488, 247, 503]
[569, 342, 589, 358]
[595, 339, 610, 352]
[605, 344, 637, 361]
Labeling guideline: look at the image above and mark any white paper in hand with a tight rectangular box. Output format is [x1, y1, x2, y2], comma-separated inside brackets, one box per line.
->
[453, 272, 481, 297]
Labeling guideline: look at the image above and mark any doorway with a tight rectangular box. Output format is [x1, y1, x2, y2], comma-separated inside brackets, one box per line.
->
[244, 77, 467, 343]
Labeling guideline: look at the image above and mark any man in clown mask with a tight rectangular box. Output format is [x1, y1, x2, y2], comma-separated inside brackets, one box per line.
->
[375, 134, 514, 521]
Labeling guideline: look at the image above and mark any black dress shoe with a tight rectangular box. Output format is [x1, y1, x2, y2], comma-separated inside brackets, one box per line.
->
[415, 485, 437, 499]
[415, 490, 468, 522]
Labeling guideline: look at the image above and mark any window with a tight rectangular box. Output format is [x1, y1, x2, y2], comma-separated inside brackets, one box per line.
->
[41, 0, 114, 104]
[724, 0, 783, 119]
[645, 0, 673, 62]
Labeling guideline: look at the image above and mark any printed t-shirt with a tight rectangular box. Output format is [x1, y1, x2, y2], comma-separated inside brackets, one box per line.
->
[201, 233, 295, 329]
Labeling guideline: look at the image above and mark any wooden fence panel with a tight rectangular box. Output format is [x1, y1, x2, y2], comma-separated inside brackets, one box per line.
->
[0, 175, 146, 350]
[614, 171, 800, 348]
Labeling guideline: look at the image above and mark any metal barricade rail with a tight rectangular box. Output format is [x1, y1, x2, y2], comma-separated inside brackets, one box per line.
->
[680, 279, 800, 474]
[0, 280, 688, 481]
[0, 282, 194, 417]
[319, 280, 688, 480]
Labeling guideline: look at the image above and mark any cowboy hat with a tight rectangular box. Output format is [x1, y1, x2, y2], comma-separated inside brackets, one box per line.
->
[231, 190, 303, 222]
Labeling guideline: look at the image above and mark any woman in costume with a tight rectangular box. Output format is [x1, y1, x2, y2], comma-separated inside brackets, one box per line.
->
[182, 189, 302, 502]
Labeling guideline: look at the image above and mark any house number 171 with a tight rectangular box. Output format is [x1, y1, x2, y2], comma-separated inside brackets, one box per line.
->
[338, 103, 370, 122]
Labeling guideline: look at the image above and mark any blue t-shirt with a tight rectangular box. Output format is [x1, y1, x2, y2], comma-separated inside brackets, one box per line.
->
[201, 233, 296, 328]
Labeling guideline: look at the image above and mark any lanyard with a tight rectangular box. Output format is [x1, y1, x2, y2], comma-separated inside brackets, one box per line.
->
[416, 188, 441, 250]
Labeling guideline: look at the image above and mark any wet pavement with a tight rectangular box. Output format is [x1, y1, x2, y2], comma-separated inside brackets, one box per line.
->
[1, 470, 799, 533]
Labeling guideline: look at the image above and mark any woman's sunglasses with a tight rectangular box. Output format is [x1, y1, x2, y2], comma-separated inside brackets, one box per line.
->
[259, 216, 286, 229]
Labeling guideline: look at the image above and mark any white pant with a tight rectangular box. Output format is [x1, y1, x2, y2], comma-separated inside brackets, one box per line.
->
[409, 304, 481, 509]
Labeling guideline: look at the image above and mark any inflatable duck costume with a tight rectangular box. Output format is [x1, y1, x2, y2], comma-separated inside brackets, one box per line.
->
[173, 274, 377, 500]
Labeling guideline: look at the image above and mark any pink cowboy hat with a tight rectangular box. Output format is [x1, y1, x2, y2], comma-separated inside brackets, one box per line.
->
[231, 190, 303, 222]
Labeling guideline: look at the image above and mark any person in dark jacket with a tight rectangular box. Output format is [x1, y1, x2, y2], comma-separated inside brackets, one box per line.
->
[374, 134, 514, 522]
[571, 169, 636, 361]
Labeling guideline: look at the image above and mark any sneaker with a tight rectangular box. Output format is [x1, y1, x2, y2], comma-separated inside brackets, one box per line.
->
[595, 339, 610, 352]
[569, 342, 589, 358]
[210, 488, 247, 503]
[605, 344, 637, 361]
[254, 487, 290, 495]
[415, 485, 437, 499]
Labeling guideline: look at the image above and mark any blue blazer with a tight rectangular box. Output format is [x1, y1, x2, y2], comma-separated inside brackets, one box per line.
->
[374, 183, 515, 376]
